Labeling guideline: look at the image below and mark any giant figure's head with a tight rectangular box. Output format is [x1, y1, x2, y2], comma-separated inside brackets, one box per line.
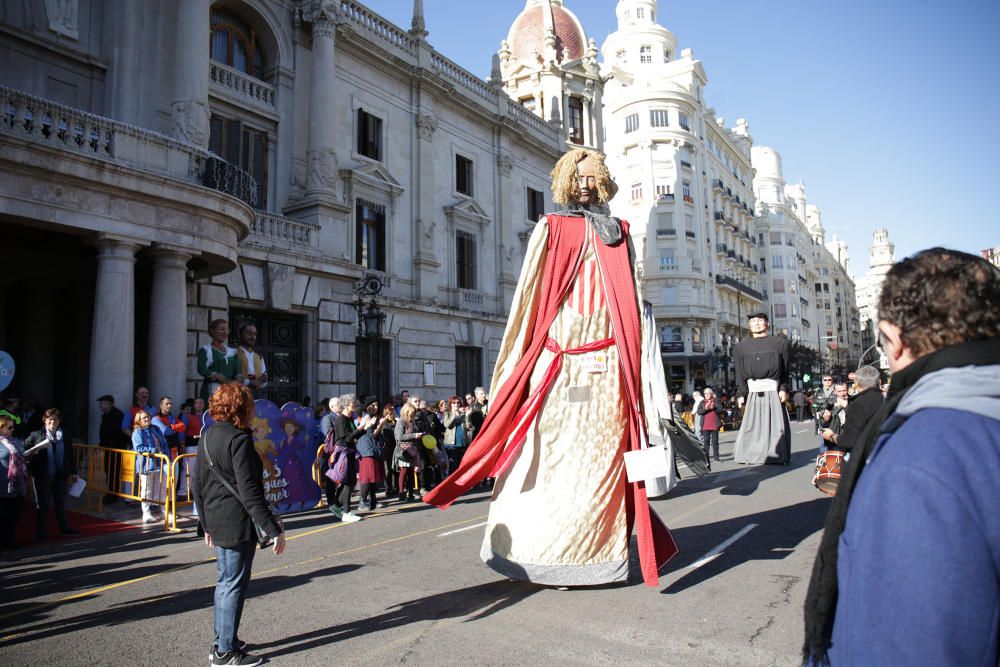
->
[550, 149, 618, 208]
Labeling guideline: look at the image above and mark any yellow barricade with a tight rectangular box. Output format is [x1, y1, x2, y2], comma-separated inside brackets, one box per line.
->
[169, 453, 199, 532]
[313, 444, 327, 505]
[69, 444, 173, 531]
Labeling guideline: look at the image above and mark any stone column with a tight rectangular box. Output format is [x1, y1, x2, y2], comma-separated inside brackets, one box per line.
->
[110, 0, 144, 125]
[171, 0, 210, 148]
[413, 110, 441, 302]
[305, 6, 339, 197]
[147, 246, 192, 410]
[496, 150, 518, 310]
[89, 237, 140, 444]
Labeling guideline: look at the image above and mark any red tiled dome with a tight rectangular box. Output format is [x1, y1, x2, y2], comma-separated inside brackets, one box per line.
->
[508, 3, 586, 64]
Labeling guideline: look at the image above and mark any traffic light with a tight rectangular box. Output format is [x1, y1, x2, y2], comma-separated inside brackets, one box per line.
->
[802, 373, 811, 384]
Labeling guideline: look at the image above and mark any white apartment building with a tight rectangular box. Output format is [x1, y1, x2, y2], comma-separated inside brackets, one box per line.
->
[599, 0, 761, 393]
[752, 146, 861, 381]
[0, 0, 570, 441]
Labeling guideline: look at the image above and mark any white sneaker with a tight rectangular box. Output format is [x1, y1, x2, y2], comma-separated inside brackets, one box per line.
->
[341, 512, 363, 523]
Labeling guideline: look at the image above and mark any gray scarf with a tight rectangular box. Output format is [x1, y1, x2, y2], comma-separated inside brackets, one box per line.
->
[551, 203, 623, 245]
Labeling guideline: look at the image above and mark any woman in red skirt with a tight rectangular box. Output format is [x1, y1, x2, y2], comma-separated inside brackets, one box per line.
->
[356, 397, 387, 512]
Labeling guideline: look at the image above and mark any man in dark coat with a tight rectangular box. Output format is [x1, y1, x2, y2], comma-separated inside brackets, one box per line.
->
[23, 408, 78, 539]
[821, 366, 883, 452]
[97, 394, 126, 501]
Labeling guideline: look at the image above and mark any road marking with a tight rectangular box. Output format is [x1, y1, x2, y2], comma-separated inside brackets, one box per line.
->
[438, 521, 487, 537]
[795, 427, 813, 434]
[0, 512, 488, 632]
[681, 523, 758, 571]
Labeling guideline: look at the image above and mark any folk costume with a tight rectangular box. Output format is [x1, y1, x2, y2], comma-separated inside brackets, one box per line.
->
[236, 346, 267, 393]
[424, 209, 679, 587]
[197, 344, 240, 402]
[732, 330, 792, 465]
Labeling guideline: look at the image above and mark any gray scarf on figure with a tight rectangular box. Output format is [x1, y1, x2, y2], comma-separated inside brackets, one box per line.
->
[551, 203, 623, 246]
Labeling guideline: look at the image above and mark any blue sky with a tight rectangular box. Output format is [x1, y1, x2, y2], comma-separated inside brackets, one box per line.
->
[367, 1, 1000, 275]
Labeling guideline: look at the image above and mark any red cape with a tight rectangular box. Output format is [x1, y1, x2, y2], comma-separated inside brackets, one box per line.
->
[424, 214, 677, 586]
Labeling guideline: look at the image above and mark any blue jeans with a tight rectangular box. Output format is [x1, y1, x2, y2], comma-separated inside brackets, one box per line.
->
[214, 540, 256, 653]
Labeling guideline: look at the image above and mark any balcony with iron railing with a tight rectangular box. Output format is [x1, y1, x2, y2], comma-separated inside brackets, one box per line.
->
[0, 84, 258, 275]
[1, 84, 257, 207]
[715, 273, 763, 300]
[712, 178, 724, 191]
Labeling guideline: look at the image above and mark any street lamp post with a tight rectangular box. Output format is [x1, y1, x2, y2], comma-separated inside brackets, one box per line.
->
[354, 274, 386, 339]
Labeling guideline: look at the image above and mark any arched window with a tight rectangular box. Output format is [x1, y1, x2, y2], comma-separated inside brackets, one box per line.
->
[210, 10, 266, 79]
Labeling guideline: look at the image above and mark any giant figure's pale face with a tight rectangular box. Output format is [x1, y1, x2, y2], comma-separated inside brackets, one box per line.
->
[575, 155, 598, 206]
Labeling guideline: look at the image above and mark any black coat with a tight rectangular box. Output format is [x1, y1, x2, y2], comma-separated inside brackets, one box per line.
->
[192, 422, 281, 548]
[837, 387, 885, 452]
[23, 428, 76, 478]
[99, 407, 128, 449]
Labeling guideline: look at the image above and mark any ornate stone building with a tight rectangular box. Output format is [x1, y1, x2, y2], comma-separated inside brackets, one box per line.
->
[0, 0, 567, 441]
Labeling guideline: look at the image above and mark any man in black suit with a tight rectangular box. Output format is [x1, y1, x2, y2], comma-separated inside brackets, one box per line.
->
[97, 394, 127, 502]
[23, 408, 78, 539]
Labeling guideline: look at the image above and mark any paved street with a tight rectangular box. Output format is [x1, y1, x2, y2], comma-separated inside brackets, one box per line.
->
[0, 424, 830, 666]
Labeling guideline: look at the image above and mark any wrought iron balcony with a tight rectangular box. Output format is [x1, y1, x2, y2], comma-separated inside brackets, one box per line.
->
[1, 84, 258, 207]
[715, 273, 763, 300]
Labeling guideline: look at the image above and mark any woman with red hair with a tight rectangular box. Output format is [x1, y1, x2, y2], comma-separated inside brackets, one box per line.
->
[193, 384, 285, 666]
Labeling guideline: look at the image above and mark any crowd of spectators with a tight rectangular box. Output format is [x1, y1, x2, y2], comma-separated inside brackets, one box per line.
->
[315, 387, 489, 522]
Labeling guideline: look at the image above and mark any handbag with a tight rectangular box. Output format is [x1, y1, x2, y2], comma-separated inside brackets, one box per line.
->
[202, 438, 282, 549]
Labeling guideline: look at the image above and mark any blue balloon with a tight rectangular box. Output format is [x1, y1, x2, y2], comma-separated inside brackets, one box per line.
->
[0, 351, 14, 392]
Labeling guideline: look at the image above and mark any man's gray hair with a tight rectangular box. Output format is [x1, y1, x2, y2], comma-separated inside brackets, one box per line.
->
[337, 393, 356, 410]
[703, 388, 714, 397]
[328, 396, 339, 411]
[855, 365, 880, 390]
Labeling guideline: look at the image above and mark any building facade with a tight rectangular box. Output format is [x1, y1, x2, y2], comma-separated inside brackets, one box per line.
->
[0, 0, 569, 441]
[599, 0, 761, 393]
[751, 146, 862, 382]
[856, 228, 896, 368]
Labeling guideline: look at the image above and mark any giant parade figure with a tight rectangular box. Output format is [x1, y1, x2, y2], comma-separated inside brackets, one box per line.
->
[732, 312, 792, 465]
[424, 149, 679, 587]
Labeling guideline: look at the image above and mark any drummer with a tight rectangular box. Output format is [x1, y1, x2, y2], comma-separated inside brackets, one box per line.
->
[820, 383, 850, 452]
[821, 365, 884, 454]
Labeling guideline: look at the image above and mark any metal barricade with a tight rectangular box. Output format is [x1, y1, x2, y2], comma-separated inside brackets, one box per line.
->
[169, 453, 198, 531]
[69, 444, 173, 530]
[312, 444, 327, 505]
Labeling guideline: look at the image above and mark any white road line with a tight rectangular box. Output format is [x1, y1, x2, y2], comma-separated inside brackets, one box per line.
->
[682, 523, 758, 571]
[794, 427, 813, 433]
[438, 521, 488, 537]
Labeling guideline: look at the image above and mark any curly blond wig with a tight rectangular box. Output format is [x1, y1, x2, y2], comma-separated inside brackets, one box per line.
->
[550, 149, 618, 206]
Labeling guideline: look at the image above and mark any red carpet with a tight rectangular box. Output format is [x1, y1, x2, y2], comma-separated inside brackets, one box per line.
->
[15, 505, 138, 545]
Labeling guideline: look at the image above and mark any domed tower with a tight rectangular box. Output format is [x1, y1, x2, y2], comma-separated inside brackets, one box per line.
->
[806, 204, 825, 245]
[869, 228, 894, 270]
[602, 0, 678, 73]
[751, 146, 785, 206]
[499, 1, 603, 150]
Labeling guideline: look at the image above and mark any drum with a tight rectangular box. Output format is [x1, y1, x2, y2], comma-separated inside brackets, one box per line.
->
[813, 450, 844, 496]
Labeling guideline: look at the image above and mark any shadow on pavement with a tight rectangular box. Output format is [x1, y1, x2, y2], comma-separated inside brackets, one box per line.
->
[660, 497, 829, 595]
[0, 563, 362, 643]
[254, 578, 538, 659]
